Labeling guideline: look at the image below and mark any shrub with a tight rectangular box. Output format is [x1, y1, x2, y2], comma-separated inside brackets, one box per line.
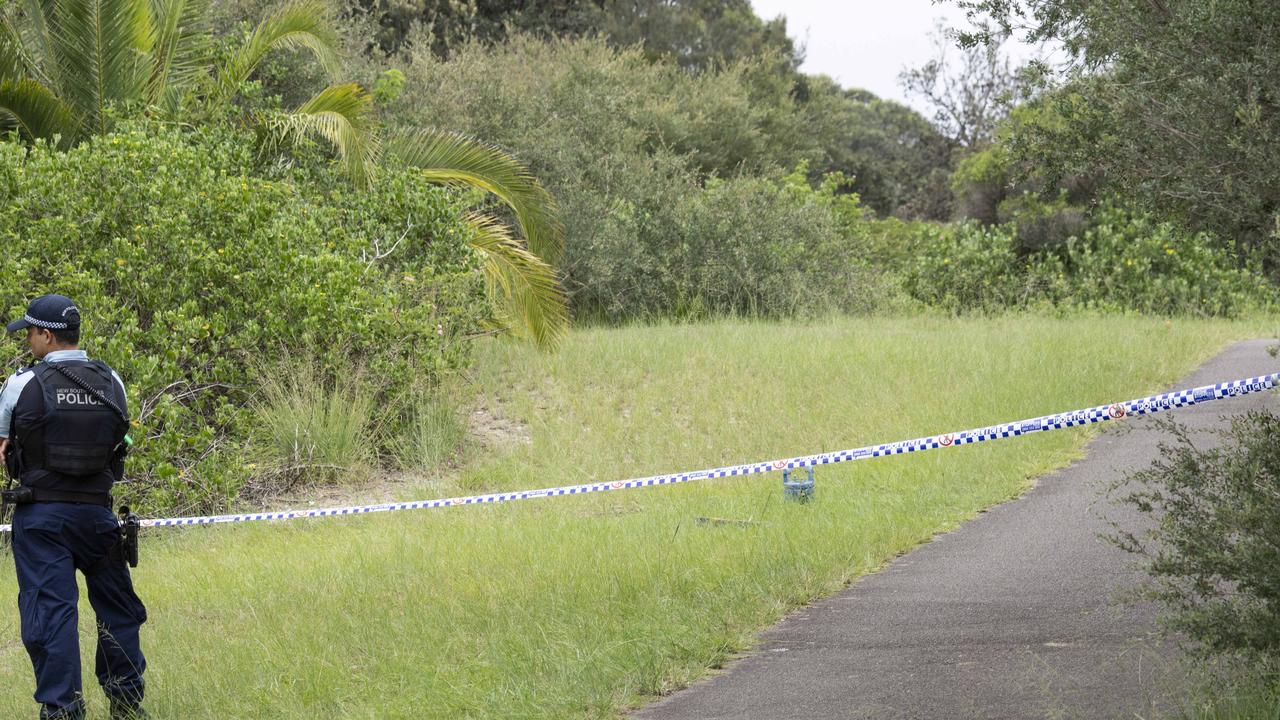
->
[996, 192, 1088, 255]
[903, 222, 1031, 312]
[663, 174, 867, 319]
[0, 124, 487, 512]
[950, 144, 1011, 224]
[1109, 413, 1280, 662]
[383, 35, 818, 184]
[861, 216, 943, 271]
[570, 167, 884, 321]
[376, 35, 888, 321]
[1033, 203, 1272, 316]
[902, 201, 1272, 316]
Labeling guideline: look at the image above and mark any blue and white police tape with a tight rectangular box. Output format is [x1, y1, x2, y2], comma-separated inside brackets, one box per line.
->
[1, 371, 1276, 534]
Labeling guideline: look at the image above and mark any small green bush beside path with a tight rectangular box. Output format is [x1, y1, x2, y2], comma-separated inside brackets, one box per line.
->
[1111, 411, 1280, 718]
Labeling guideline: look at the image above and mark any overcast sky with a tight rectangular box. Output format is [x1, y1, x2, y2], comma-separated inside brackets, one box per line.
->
[749, 1, 1044, 112]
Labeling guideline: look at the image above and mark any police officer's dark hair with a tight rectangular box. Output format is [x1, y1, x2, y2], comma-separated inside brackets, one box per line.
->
[51, 325, 80, 345]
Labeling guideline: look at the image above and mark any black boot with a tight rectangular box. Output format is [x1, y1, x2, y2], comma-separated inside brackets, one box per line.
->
[108, 699, 148, 720]
[40, 700, 86, 720]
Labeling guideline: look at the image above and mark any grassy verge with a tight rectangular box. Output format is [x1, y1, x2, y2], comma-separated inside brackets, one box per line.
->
[0, 316, 1269, 718]
[1175, 661, 1280, 719]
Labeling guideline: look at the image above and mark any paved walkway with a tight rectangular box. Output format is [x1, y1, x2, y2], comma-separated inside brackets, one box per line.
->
[635, 339, 1276, 720]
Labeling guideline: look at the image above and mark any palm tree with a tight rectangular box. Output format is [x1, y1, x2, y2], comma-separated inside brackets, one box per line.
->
[0, 0, 566, 348]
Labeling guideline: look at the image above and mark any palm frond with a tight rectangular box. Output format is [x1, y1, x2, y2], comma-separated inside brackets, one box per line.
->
[50, 0, 153, 135]
[16, 0, 59, 89]
[217, 0, 340, 100]
[265, 82, 378, 185]
[465, 212, 568, 351]
[0, 20, 27, 81]
[0, 77, 76, 143]
[386, 129, 564, 267]
[146, 0, 208, 106]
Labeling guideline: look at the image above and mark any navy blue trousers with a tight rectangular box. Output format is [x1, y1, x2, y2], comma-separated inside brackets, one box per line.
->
[12, 502, 147, 718]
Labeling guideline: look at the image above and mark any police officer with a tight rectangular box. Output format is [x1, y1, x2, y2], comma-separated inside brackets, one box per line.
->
[0, 295, 147, 720]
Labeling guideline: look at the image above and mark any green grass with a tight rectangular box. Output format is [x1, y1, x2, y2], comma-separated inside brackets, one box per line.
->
[394, 391, 467, 471]
[0, 316, 1270, 718]
[1174, 661, 1280, 719]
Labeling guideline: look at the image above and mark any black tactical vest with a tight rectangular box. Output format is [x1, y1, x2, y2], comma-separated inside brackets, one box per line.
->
[11, 360, 128, 495]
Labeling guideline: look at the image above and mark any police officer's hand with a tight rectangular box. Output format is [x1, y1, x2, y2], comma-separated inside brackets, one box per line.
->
[0, 438, 8, 457]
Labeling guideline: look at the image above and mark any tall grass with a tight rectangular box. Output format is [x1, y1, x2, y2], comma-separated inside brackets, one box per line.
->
[250, 360, 379, 489]
[0, 316, 1266, 718]
[394, 391, 466, 471]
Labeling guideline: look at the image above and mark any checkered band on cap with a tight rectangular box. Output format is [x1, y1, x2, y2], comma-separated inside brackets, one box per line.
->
[23, 314, 70, 330]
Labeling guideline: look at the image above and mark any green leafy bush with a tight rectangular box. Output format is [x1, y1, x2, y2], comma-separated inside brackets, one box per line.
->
[996, 192, 1088, 255]
[903, 222, 1030, 312]
[1032, 203, 1272, 316]
[1109, 413, 1280, 662]
[0, 125, 487, 512]
[570, 166, 885, 321]
[950, 144, 1011, 225]
[903, 202, 1272, 315]
[383, 35, 817, 184]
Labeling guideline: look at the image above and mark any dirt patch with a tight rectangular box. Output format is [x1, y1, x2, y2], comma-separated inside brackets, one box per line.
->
[252, 469, 451, 512]
[467, 399, 532, 450]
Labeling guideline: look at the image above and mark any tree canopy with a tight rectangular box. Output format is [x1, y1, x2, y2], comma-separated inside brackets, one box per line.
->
[348, 0, 800, 73]
[953, 0, 1280, 259]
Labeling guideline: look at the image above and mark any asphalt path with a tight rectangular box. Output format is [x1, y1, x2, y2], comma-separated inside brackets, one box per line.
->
[634, 339, 1277, 720]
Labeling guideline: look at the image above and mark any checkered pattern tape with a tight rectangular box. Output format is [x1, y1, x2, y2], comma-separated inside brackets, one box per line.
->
[2, 372, 1275, 533]
[23, 314, 70, 330]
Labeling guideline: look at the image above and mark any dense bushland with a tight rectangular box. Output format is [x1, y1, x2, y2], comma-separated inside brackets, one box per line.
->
[208, 0, 1280, 325]
[957, 0, 1280, 259]
[0, 0, 570, 348]
[369, 33, 1274, 321]
[377, 36, 883, 320]
[0, 126, 486, 511]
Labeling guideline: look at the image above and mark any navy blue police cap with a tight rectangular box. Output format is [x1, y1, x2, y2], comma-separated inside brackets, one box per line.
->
[6, 294, 81, 332]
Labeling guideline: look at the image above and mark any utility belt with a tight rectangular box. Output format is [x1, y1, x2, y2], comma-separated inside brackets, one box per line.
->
[0, 485, 112, 508]
[0, 486, 141, 567]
